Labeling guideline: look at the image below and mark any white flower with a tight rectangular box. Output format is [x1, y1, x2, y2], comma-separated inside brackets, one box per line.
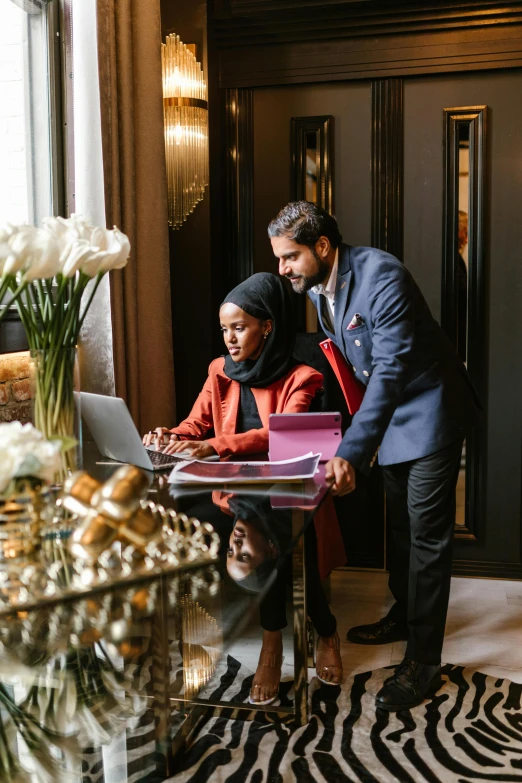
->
[0, 224, 16, 243]
[0, 241, 18, 278]
[0, 420, 36, 448]
[42, 216, 130, 277]
[60, 239, 97, 278]
[0, 422, 62, 493]
[97, 226, 131, 272]
[0, 450, 17, 494]
[5, 225, 61, 281]
[41, 216, 73, 242]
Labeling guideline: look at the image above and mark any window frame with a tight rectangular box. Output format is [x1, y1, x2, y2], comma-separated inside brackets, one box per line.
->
[0, 0, 68, 354]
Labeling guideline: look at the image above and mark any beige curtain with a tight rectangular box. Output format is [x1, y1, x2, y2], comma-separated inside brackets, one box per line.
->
[96, 0, 175, 433]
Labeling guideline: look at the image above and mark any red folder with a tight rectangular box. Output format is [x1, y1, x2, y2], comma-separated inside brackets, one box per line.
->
[319, 338, 365, 415]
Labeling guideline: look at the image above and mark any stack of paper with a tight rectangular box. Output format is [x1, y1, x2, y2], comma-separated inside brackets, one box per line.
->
[168, 453, 321, 485]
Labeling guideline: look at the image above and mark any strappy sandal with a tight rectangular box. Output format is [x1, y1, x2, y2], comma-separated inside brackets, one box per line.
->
[249, 648, 284, 706]
[316, 632, 343, 686]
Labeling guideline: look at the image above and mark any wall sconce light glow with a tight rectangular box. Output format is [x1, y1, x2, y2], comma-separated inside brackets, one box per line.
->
[162, 34, 209, 229]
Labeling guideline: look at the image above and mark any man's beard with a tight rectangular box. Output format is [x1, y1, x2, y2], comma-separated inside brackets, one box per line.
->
[287, 249, 330, 294]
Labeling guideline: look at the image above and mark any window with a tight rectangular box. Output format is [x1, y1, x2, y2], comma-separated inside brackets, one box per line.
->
[0, 0, 64, 352]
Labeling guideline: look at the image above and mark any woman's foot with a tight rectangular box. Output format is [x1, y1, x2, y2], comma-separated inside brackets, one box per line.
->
[249, 630, 283, 706]
[316, 631, 343, 685]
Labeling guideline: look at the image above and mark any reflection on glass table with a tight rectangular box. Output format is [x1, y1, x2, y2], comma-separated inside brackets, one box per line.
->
[0, 446, 334, 780]
[0, 568, 220, 782]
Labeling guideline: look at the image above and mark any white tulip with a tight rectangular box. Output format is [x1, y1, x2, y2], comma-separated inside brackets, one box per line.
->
[61, 238, 97, 278]
[41, 217, 130, 277]
[66, 213, 96, 243]
[97, 226, 131, 273]
[0, 242, 18, 278]
[23, 229, 61, 281]
[41, 215, 73, 242]
[0, 223, 16, 243]
[6, 225, 61, 281]
[3, 225, 32, 275]
[80, 247, 105, 277]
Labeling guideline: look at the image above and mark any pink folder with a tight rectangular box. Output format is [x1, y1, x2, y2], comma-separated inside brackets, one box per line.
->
[268, 412, 342, 463]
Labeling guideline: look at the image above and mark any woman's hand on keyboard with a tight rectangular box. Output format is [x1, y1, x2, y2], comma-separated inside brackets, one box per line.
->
[143, 428, 178, 449]
[163, 439, 217, 459]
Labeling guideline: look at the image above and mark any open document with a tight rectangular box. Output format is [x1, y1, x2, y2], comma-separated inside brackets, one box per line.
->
[168, 452, 321, 484]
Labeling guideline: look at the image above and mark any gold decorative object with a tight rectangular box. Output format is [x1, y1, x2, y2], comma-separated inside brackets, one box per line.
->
[0, 467, 219, 615]
[180, 595, 221, 699]
[0, 481, 53, 563]
[161, 34, 208, 229]
[64, 466, 161, 562]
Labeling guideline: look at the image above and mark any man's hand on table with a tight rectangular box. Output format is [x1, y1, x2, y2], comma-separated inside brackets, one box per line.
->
[325, 457, 356, 496]
[163, 439, 217, 459]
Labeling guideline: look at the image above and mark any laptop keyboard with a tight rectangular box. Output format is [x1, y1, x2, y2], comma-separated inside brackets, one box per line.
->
[145, 448, 184, 468]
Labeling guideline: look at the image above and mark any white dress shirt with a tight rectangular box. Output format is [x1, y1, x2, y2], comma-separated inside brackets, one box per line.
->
[311, 249, 339, 330]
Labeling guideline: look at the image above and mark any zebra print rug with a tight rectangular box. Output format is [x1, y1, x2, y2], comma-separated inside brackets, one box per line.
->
[169, 660, 522, 783]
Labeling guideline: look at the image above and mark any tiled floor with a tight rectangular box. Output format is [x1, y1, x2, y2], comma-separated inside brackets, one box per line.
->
[228, 570, 522, 684]
[331, 569, 522, 683]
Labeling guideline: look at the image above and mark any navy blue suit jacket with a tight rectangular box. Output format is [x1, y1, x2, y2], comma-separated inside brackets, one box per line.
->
[307, 244, 481, 474]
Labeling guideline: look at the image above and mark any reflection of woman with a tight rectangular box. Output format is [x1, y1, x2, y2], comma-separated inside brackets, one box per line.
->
[227, 496, 343, 706]
[144, 273, 323, 458]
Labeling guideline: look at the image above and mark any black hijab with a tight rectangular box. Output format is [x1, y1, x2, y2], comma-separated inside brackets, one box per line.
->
[228, 495, 292, 594]
[221, 273, 296, 388]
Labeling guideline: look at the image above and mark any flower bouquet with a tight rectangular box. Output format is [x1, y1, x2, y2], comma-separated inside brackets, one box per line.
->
[0, 216, 130, 476]
[0, 422, 62, 499]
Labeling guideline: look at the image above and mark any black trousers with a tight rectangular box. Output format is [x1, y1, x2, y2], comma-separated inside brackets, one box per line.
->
[383, 437, 463, 665]
[260, 524, 337, 638]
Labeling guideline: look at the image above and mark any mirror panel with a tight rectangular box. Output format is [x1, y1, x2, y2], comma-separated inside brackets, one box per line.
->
[442, 106, 487, 540]
[291, 115, 333, 331]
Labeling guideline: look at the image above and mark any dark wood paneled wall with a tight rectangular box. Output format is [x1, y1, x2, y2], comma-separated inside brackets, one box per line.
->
[208, 0, 522, 578]
[212, 2, 522, 86]
[371, 78, 403, 258]
[223, 88, 254, 288]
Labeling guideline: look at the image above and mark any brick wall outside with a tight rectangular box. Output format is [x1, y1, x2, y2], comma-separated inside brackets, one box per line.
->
[0, 351, 33, 423]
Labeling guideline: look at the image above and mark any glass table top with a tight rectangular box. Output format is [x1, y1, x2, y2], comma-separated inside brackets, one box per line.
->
[0, 444, 330, 781]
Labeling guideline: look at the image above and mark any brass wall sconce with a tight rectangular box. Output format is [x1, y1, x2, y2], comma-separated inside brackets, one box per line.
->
[161, 34, 209, 229]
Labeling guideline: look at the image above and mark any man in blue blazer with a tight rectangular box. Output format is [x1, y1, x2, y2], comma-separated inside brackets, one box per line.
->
[269, 201, 480, 711]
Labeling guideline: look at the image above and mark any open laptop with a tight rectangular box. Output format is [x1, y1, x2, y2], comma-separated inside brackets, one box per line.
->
[80, 392, 218, 471]
[268, 412, 342, 463]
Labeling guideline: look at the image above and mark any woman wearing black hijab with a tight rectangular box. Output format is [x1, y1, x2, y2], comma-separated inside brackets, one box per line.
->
[144, 273, 324, 459]
[145, 272, 343, 702]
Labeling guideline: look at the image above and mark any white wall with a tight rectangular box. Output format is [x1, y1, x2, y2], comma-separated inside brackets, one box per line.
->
[0, 0, 28, 224]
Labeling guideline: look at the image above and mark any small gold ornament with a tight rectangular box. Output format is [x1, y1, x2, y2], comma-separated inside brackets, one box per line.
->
[63, 466, 162, 563]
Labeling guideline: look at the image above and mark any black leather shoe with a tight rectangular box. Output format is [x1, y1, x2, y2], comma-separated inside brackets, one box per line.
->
[375, 658, 443, 712]
[346, 615, 408, 645]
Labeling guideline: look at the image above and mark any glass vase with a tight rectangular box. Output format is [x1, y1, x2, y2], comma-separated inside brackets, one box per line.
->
[30, 348, 82, 480]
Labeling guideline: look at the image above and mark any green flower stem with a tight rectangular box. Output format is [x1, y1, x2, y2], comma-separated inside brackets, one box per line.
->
[13, 299, 36, 352]
[1, 265, 109, 480]
[0, 278, 28, 322]
[77, 272, 103, 332]
[0, 712, 16, 778]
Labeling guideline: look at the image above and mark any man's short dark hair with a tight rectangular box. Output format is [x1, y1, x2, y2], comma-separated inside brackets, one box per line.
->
[267, 201, 343, 250]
